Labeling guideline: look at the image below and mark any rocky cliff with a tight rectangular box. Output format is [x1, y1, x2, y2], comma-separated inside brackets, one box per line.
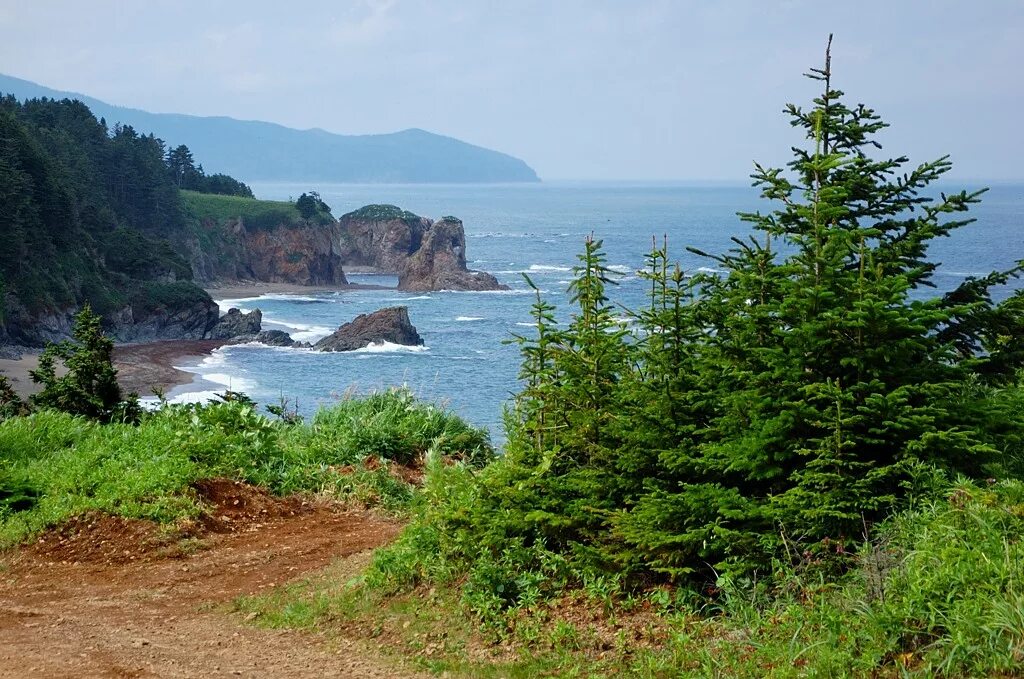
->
[185, 217, 348, 286]
[397, 216, 506, 291]
[336, 205, 507, 291]
[1, 293, 220, 347]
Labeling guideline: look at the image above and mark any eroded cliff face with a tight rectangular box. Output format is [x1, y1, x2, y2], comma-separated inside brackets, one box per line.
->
[186, 217, 348, 286]
[336, 211, 431, 273]
[336, 206, 507, 291]
[397, 217, 507, 291]
[0, 295, 220, 347]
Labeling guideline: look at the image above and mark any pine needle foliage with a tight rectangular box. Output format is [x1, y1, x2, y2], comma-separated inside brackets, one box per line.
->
[419, 37, 1024, 594]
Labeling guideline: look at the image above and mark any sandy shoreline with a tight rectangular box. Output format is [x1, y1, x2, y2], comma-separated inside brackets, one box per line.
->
[206, 280, 389, 301]
[0, 340, 226, 400]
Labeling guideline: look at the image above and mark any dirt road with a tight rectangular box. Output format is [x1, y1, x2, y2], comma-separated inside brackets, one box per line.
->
[0, 482, 420, 678]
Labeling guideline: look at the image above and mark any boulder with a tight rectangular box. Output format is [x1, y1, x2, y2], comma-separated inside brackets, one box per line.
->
[209, 308, 262, 340]
[397, 217, 508, 291]
[313, 307, 423, 352]
[253, 330, 295, 347]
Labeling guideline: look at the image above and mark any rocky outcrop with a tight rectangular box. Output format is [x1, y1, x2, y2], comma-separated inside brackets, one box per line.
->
[250, 330, 295, 347]
[313, 307, 423, 352]
[397, 216, 508, 291]
[186, 217, 348, 286]
[114, 300, 221, 343]
[0, 295, 221, 346]
[209, 308, 263, 340]
[336, 206, 431, 273]
[336, 206, 507, 291]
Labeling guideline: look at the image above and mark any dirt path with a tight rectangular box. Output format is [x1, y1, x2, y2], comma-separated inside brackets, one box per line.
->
[0, 483, 421, 678]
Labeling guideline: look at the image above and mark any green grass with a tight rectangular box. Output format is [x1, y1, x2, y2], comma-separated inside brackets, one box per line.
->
[180, 190, 306, 230]
[0, 389, 492, 547]
[235, 476, 1024, 678]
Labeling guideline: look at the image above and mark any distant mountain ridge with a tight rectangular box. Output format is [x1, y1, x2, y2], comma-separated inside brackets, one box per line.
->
[0, 73, 540, 184]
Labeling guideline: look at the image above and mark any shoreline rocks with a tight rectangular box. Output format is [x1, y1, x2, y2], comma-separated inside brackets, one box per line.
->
[209, 308, 263, 340]
[313, 307, 423, 352]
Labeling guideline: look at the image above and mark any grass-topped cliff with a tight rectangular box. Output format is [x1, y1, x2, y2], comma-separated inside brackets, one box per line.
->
[179, 190, 345, 285]
[181, 190, 303, 230]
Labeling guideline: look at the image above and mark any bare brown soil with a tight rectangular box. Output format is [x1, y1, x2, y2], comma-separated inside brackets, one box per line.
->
[0, 481, 421, 678]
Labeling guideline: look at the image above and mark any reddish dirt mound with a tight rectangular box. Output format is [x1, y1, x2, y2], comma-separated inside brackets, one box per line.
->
[24, 479, 318, 566]
[27, 512, 166, 565]
[192, 478, 311, 533]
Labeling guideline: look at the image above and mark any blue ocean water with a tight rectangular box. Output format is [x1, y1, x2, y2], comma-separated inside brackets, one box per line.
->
[164, 181, 1024, 442]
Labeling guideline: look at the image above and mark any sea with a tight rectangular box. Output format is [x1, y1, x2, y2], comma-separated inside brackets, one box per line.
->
[158, 181, 1024, 444]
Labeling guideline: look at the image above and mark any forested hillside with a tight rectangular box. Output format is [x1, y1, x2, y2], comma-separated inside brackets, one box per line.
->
[0, 95, 250, 345]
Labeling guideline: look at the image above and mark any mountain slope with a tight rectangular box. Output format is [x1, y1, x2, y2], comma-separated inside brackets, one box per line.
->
[0, 73, 540, 184]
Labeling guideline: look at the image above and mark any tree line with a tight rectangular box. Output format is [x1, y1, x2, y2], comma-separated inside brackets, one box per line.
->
[0, 95, 253, 336]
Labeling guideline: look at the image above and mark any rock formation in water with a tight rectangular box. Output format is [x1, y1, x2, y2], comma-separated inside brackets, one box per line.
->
[250, 330, 295, 347]
[313, 306, 423, 352]
[397, 216, 507, 291]
[209, 308, 263, 340]
[336, 205, 507, 291]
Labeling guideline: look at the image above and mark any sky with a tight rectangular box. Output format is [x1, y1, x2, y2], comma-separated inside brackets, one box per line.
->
[1, 0, 1022, 181]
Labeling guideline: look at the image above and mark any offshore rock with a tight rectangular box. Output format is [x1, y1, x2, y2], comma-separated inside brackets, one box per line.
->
[336, 206, 506, 291]
[336, 205, 431, 273]
[313, 307, 423, 352]
[209, 308, 262, 340]
[397, 216, 507, 291]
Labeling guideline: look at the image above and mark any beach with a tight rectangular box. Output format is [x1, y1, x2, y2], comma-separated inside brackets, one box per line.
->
[0, 340, 227, 400]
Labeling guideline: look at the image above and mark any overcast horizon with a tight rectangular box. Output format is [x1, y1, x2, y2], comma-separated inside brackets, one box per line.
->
[2, 1, 1022, 181]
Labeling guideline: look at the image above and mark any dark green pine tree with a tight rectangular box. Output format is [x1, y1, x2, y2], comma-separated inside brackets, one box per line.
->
[29, 305, 138, 423]
[617, 36, 1024, 578]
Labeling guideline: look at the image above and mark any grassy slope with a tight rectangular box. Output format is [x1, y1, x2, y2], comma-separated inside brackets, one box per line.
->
[0, 390, 490, 547]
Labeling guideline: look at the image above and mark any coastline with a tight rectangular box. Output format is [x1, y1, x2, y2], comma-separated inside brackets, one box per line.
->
[205, 280, 389, 301]
[1, 282, 372, 401]
[0, 340, 226, 400]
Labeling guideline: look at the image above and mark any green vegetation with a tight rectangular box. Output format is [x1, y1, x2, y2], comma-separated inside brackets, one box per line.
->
[295, 190, 333, 220]
[29, 306, 140, 423]
[342, 204, 422, 224]
[166, 143, 253, 197]
[0, 388, 492, 547]
[180, 189, 301, 229]
[231, 41, 1024, 677]
[0, 95, 253, 342]
[236, 478, 1024, 677]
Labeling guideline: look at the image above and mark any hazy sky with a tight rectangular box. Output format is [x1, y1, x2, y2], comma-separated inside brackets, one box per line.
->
[2, 1, 1022, 180]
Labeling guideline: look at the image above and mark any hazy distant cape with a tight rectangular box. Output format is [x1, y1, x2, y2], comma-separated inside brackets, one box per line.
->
[0, 73, 539, 184]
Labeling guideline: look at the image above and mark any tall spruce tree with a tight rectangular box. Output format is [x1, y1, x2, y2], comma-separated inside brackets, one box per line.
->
[612, 36, 1024, 579]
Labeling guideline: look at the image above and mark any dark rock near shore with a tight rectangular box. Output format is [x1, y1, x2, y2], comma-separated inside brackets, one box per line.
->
[252, 330, 294, 346]
[209, 308, 262, 340]
[313, 306, 423, 352]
